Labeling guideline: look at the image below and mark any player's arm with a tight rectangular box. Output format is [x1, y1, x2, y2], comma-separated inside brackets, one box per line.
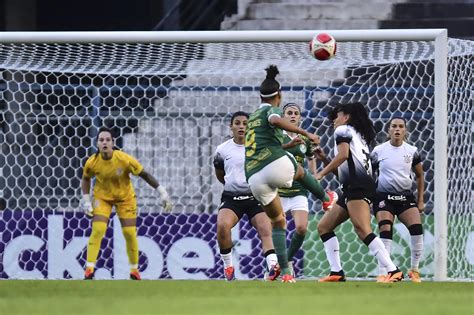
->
[413, 162, 425, 212]
[213, 151, 225, 185]
[313, 146, 338, 177]
[139, 170, 173, 212]
[269, 115, 320, 145]
[80, 174, 94, 217]
[139, 170, 159, 189]
[315, 142, 349, 180]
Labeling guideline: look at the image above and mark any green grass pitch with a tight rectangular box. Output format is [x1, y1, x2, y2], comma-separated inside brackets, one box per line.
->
[0, 280, 472, 315]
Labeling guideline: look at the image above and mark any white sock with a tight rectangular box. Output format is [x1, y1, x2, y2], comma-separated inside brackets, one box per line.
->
[323, 236, 342, 272]
[220, 251, 233, 268]
[379, 238, 392, 274]
[265, 253, 278, 270]
[368, 237, 397, 272]
[410, 234, 424, 271]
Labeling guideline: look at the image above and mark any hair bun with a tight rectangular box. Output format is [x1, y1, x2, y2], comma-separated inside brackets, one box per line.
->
[265, 65, 279, 80]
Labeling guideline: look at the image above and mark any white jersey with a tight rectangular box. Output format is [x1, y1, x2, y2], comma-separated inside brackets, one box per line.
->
[213, 138, 252, 195]
[371, 141, 422, 195]
[334, 125, 373, 188]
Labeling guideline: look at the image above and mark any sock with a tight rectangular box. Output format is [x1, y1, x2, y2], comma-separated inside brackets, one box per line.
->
[297, 170, 327, 201]
[220, 247, 233, 268]
[122, 226, 139, 271]
[264, 249, 278, 270]
[287, 232, 306, 261]
[408, 224, 424, 271]
[272, 227, 289, 272]
[379, 237, 392, 274]
[364, 233, 397, 272]
[86, 221, 107, 267]
[320, 232, 342, 272]
[410, 235, 423, 270]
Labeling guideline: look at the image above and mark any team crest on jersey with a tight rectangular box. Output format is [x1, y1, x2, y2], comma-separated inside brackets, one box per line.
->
[403, 154, 412, 164]
[116, 168, 123, 176]
[299, 143, 307, 154]
[379, 200, 386, 208]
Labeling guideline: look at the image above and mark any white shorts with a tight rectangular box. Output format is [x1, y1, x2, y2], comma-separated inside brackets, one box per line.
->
[281, 195, 309, 213]
[248, 155, 296, 206]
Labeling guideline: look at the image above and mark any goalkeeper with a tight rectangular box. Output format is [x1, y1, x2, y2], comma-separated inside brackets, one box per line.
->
[80, 127, 172, 280]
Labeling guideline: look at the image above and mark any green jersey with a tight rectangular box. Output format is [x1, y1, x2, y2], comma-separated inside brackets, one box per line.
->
[279, 133, 315, 198]
[245, 104, 288, 179]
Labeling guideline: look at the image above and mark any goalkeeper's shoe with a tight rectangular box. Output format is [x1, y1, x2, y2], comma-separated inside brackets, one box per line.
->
[265, 264, 281, 281]
[408, 269, 422, 283]
[322, 190, 338, 211]
[224, 266, 236, 281]
[281, 274, 296, 283]
[318, 270, 346, 282]
[384, 269, 404, 283]
[130, 270, 141, 281]
[84, 267, 95, 280]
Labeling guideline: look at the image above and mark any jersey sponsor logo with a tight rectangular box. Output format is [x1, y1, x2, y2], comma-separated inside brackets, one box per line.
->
[387, 194, 407, 201]
[378, 200, 386, 208]
[232, 196, 254, 201]
[116, 168, 123, 176]
[247, 119, 261, 129]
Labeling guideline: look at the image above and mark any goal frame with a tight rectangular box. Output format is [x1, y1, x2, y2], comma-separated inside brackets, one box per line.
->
[0, 29, 449, 281]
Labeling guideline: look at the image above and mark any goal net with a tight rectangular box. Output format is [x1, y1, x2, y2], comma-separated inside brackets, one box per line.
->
[0, 31, 472, 280]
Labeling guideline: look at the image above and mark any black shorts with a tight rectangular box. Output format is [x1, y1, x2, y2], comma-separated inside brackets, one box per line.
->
[373, 192, 417, 216]
[336, 184, 375, 211]
[218, 192, 264, 220]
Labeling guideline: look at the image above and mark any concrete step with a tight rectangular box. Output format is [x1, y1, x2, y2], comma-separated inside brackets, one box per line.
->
[225, 18, 379, 30]
[392, 2, 474, 19]
[246, 3, 393, 20]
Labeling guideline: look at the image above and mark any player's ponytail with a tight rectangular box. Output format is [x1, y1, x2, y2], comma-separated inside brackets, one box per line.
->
[260, 65, 281, 100]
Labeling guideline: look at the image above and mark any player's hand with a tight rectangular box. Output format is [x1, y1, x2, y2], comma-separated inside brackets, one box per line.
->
[157, 186, 173, 213]
[417, 201, 425, 213]
[314, 172, 323, 180]
[313, 146, 327, 160]
[305, 132, 320, 146]
[287, 137, 304, 148]
[80, 194, 94, 217]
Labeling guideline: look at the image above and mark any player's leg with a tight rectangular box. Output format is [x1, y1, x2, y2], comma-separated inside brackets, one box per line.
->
[374, 202, 395, 281]
[85, 198, 112, 279]
[398, 206, 423, 282]
[317, 202, 349, 282]
[248, 156, 296, 282]
[117, 197, 140, 280]
[249, 210, 278, 280]
[293, 165, 336, 209]
[281, 195, 309, 276]
[216, 206, 240, 281]
[346, 199, 403, 282]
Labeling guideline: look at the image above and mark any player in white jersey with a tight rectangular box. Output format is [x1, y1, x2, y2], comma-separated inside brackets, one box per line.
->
[279, 103, 337, 277]
[213, 111, 278, 281]
[371, 117, 425, 283]
[314, 103, 403, 283]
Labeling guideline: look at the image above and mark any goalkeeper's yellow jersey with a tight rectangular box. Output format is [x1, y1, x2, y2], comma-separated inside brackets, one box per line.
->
[83, 150, 144, 202]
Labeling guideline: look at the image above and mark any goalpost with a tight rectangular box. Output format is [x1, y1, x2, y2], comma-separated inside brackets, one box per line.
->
[0, 30, 471, 281]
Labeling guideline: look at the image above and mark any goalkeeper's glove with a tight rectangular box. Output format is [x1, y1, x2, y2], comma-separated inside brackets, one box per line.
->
[81, 194, 94, 217]
[157, 186, 173, 213]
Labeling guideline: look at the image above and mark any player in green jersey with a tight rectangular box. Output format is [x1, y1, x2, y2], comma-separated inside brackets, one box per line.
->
[244, 65, 337, 283]
[279, 103, 338, 277]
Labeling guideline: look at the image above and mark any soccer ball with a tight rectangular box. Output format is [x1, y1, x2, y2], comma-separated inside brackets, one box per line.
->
[309, 33, 337, 61]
